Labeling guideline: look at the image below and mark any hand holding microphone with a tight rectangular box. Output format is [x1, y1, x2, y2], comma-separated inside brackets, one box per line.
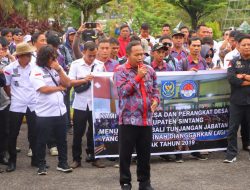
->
[138, 65, 147, 78]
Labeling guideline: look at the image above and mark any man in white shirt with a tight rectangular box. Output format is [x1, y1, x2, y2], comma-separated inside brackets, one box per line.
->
[139, 23, 156, 55]
[68, 41, 105, 169]
[223, 31, 241, 69]
[3, 42, 37, 172]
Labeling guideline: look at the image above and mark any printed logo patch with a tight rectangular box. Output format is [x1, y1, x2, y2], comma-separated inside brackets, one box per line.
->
[180, 80, 197, 99]
[161, 80, 176, 99]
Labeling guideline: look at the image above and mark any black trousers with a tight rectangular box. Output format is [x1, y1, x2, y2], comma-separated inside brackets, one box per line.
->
[72, 108, 94, 162]
[226, 103, 250, 158]
[8, 108, 37, 164]
[64, 87, 71, 130]
[0, 105, 9, 155]
[119, 124, 152, 186]
[36, 114, 68, 167]
[240, 117, 250, 147]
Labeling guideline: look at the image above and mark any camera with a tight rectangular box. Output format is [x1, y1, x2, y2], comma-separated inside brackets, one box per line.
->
[85, 22, 97, 29]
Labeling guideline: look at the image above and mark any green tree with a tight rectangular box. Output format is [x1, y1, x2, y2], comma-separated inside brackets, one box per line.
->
[66, 0, 113, 22]
[167, 0, 227, 29]
[105, 0, 186, 36]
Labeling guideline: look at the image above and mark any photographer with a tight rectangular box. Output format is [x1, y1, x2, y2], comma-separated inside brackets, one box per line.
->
[72, 23, 105, 60]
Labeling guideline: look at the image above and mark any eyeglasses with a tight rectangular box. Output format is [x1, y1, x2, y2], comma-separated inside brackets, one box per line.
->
[205, 54, 214, 58]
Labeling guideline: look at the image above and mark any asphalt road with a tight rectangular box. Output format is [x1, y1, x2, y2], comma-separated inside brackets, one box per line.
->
[0, 125, 250, 190]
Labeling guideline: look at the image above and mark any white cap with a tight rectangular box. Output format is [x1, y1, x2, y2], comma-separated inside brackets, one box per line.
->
[23, 35, 32, 43]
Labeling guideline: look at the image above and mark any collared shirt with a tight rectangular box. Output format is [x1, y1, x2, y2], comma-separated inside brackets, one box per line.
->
[68, 58, 105, 111]
[0, 62, 10, 110]
[30, 65, 66, 117]
[227, 56, 250, 105]
[223, 49, 240, 69]
[118, 36, 130, 58]
[139, 35, 156, 54]
[178, 55, 208, 71]
[114, 62, 160, 126]
[171, 47, 188, 61]
[149, 55, 181, 71]
[151, 59, 179, 72]
[95, 58, 119, 72]
[4, 60, 36, 113]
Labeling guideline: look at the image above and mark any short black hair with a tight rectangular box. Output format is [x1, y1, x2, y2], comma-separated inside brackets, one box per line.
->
[120, 24, 129, 31]
[36, 45, 57, 67]
[229, 31, 241, 39]
[12, 28, 23, 35]
[188, 37, 202, 46]
[196, 24, 207, 32]
[237, 34, 250, 43]
[141, 23, 150, 30]
[1, 28, 12, 37]
[0, 37, 8, 47]
[126, 41, 142, 55]
[98, 38, 110, 46]
[109, 37, 119, 45]
[162, 23, 171, 28]
[83, 41, 97, 51]
[31, 32, 45, 45]
[130, 35, 141, 42]
[202, 37, 214, 46]
[47, 34, 61, 48]
[159, 35, 172, 42]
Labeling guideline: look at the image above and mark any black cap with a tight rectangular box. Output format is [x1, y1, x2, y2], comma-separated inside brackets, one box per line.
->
[172, 30, 185, 37]
[152, 43, 168, 51]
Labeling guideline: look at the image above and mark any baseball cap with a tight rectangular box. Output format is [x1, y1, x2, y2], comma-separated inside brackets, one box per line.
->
[152, 43, 168, 51]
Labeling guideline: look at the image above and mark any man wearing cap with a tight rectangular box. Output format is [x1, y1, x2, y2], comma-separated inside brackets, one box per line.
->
[64, 28, 77, 60]
[171, 30, 188, 61]
[151, 43, 180, 71]
[3, 42, 38, 172]
[9, 28, 24, 55]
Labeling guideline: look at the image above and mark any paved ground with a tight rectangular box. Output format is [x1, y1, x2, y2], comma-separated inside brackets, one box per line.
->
[0, 125, 250, 190]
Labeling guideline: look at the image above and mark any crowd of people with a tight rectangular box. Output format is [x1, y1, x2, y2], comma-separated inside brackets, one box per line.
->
[0, 22, 250, 190]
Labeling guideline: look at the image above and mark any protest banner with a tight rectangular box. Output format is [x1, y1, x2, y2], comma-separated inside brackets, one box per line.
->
[92, 70, 230, 158]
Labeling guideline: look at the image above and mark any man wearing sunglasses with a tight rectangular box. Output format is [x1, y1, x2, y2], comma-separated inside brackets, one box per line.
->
[9, 28, 24, 55]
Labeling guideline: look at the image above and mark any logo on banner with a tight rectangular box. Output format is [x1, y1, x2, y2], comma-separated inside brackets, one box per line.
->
[180, 80, 197, 99]
[161, 80, 176, 99]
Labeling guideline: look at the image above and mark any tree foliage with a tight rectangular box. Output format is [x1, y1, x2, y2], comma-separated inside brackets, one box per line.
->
[105, 0, 187, 36]
[167, 0, 227, 29]
[66, 0, 113, 22]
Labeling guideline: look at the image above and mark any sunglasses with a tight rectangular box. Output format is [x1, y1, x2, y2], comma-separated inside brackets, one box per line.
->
[205, 54, 214, 58]
[163, 42, 172, 47]
[15, 33, 23, 36]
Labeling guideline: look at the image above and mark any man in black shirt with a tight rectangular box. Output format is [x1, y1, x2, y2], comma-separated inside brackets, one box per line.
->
[224, 34, 250, 163]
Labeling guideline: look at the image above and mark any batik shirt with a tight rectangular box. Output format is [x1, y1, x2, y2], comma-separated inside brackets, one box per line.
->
[114, 62, 160, 126]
